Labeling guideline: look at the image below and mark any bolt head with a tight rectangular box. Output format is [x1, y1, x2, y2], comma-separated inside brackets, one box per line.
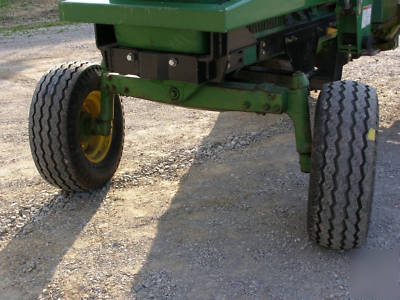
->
[169, 58, 178, 68]
[126, 53, 135, 62]
[169, 87, 180, 101]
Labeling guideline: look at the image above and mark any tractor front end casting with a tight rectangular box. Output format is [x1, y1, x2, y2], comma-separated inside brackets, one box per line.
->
[29, 0, 400, 250]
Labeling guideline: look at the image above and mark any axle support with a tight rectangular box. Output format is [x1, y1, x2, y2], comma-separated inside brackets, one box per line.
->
[98, 71, 312, 172]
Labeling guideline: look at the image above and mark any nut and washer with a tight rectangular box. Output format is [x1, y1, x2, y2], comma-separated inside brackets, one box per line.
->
[169, 58, 178, 67]
[126, 53, 135, 62]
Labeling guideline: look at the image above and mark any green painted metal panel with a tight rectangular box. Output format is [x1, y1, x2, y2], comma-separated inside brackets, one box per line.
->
[59, 0, 226, 32]
[372, 0, 398, 23]
[224, 0, 336, 30]
[243, 46, 257, 65]
[114, 25, 209, 54]
[59, 0, 336, 32]
[337, 0, 373, 54]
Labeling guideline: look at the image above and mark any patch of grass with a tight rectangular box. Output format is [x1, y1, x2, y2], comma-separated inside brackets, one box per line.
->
[0, 0, 59, 27]
[0, 0, 10, 8]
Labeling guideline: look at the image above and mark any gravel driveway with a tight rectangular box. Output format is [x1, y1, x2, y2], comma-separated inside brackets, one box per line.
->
[0, 25, 399, 299]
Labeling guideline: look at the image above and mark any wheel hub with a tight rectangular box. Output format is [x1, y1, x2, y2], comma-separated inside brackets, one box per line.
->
[79, 90, 113, 163]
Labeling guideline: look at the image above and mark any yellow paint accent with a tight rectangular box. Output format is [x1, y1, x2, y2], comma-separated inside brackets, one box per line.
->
[80, 91, 113, 163]
[367, 128, 376, 141]
[326, 27, 338, 36]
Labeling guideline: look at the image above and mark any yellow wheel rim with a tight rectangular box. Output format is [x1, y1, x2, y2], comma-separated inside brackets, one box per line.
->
[80, 91, 113, 163]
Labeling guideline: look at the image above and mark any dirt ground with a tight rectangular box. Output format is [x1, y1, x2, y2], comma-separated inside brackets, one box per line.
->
[0, 25, 399, 299]
[0, 0, 59, 27]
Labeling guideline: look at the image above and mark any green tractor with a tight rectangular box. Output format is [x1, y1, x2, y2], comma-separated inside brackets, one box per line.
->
[29, 0, 400, 250]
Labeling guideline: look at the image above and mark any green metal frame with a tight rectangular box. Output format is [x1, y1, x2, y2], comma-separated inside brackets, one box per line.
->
[68, 0, 399, 173]
[336, 0, 373, 54]
[98, 70, 312, 172]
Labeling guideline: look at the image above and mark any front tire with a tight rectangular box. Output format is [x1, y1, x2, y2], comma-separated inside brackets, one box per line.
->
[307, 81, 378, 250]
[29, 61, 124, 192]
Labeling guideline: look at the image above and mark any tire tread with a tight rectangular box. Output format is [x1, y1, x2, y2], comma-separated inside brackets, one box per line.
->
[308, 80, 378, 250]
[29, 61, 99, 191]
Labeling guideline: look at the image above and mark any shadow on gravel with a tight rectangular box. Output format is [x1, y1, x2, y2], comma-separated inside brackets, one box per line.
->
[368, 120, 400, 247]
[380, 120, 400, 151]
[347, 120, 400, 299]
[0, 111, 397, 298]
[129, 111, 354, 299]
[0, 186, 109, 299]
[128, 114, 400, 298]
